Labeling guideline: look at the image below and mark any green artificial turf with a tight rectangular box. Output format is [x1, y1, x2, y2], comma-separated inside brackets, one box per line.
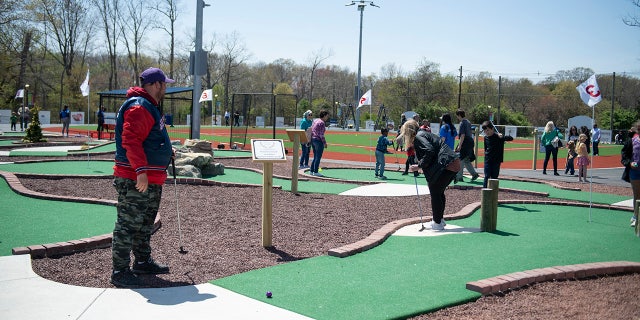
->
[454, 177, 629, 205]
[68, 142, 117, 154]
[212, 204, 640, 320]
[206, 168, 359, 194]
[0, 160, 114, 175]
[0, 176, 116, 256]
[0, 140, 22, 147]
[9, 150, 68, 156]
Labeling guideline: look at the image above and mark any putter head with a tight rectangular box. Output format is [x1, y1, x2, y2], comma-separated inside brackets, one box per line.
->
[418, 224, 426, 232]
[178, 247, 188, 254]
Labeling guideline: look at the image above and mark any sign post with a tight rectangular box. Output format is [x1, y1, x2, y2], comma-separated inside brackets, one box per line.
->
[251, 139, 287, 247]
[285, 129, 308, 193]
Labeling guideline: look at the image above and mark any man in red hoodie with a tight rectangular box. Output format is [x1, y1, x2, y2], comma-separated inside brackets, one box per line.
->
[110, 67, 175, 288]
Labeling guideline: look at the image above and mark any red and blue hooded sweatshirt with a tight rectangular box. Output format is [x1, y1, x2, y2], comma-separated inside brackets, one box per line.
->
[113, 87, 172, 185]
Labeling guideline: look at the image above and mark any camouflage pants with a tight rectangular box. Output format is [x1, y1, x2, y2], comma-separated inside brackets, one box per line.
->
[112, 177, 163, 271]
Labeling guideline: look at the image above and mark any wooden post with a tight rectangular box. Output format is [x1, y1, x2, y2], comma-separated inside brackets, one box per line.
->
[480, 188, 494, 232]
[290, 135, 300, 193]
[251, 139, 287, 248]
[532, 128, 538, 170]
[635, 200, 640, 237]
[488, 178, 500, 231]
[285, 129, 307, 194]
[262, 162, 273, 246]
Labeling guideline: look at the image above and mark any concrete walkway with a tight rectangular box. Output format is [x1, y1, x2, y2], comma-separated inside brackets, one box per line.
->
[0, 255, 312, 320]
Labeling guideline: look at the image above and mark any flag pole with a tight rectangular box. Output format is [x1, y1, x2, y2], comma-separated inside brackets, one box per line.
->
[588, 105, 594, 222]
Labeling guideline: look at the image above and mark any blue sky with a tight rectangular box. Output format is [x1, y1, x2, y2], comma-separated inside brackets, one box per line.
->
[176, 0, 640, 81]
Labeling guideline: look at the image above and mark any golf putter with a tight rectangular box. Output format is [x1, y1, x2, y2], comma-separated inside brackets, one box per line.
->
[171, 157, 187, 254]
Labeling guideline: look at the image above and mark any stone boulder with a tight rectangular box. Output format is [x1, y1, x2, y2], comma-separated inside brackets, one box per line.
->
[175, 152, 212, 168]
[201, 162, 225, 177]
[168, 139, 225, 178]
[182, 139, 213, 156]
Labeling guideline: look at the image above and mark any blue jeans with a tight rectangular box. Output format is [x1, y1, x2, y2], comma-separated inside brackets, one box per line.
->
[310, 139, 324, 173]
[375, 150, 386, 176]
[300, 143, 310, 166]
[483, 161, 501, 188]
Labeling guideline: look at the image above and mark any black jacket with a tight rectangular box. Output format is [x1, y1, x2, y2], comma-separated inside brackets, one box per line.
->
[484, 134, 514, 163]
[414, 130, 458, 183]
[621, 137, 634, 168]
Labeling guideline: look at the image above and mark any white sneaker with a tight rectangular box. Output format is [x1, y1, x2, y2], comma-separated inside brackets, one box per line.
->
[431, 220, 445, 231]
[632, 217, 637, 227]
[441, 218, 447, 226]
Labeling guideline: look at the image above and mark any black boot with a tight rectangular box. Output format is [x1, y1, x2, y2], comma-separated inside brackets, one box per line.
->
[132, 258, 170, 274]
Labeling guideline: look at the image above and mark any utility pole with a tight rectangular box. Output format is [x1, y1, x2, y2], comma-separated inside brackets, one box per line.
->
[497, 76, 501, 125]
[610, 72, 615, 133]
[457, 66, 463, 110]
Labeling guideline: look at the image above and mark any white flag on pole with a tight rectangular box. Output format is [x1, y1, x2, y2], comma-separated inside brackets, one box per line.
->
[15, 89, 24, 99]
[199, 89, 213, 102]
[576, 74, 602, 107]
[357, 89, 372, 110]
[80, 69, 90, 96]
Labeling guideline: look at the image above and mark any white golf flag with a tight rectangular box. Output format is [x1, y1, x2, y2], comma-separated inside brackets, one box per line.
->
[199, 89, 213, 102]
[357, 89, 372, 109]
[576, 74, 602, 107]
[15, 89, 24, 99]
[80, 69, 90, 96]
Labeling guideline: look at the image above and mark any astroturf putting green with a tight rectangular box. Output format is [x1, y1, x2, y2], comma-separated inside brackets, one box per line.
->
[212, 204, 640, 320]
[206, 168, 359, 194]
[0, 176, 116, 256]
[0, 160, 114, 175]
[9, 150, 68, 156]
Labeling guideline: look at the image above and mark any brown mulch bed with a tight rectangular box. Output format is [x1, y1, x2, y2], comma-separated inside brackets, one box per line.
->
[3, 154, 639, 319]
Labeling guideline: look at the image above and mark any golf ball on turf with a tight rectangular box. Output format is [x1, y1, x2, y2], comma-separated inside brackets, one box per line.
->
[266, 291, 272, 298]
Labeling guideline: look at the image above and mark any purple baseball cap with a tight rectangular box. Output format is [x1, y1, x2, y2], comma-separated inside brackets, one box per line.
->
[139, 67, 175, 85]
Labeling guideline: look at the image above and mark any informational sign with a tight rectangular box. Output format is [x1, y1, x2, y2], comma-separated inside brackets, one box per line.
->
[275, 117, 284, 128]
[251, 139, 286, 162]
[256, 116, 265, 127]
[70, 112, 84, 125]
[104, 112, 117, 125]
[505, 126, 517, 138]
[38, 111, 51, 125]
[0, 109, 10, 124]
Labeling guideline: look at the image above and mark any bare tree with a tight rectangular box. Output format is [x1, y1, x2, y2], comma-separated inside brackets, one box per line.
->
[120, 1, 154, 86]
[220, 32, 251, 111]
[153, 0, 180, 80]
[623, 0, 640, 27]
[38, 0, 91, 107]
[307, 47, 333, 105]
[93, 0, 121, 90]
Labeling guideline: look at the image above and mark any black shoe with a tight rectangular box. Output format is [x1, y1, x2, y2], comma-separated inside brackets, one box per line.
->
[402, 172, 408, 175]
[132, 258, 170, 275]
[111, 269, 143, 288]
[554, 172, 560, 176]
[542, 171, 547, 175]
[471, 174, 479, 181]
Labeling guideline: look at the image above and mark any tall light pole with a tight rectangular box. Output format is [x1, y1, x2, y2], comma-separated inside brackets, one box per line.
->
[346, 1, 379, 132]
[191, 0, 210, 139]
[22, 84, 29, 131]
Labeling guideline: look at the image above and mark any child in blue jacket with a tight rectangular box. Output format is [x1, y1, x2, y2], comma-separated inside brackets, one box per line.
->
[375, 128, 394, 179]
